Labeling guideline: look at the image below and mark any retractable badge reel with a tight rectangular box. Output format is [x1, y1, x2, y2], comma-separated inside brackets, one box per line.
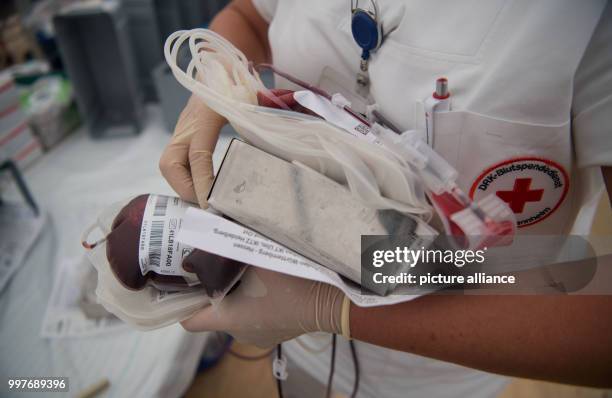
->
[351, 0, 382, 95]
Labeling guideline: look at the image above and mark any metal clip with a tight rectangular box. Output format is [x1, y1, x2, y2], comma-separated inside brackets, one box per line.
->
[272, 355, 288, 381]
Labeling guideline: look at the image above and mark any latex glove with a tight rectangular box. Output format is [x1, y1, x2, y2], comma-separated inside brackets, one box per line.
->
[159, 95, 226, 208]
[181, 267, 351, 348]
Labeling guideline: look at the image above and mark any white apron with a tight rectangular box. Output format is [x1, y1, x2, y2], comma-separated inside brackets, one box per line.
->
[253, 0, 610, 396]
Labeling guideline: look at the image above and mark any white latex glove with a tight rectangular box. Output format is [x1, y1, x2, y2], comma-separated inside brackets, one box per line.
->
[159, 95, 226, 208]
[181, 267, 351, 348]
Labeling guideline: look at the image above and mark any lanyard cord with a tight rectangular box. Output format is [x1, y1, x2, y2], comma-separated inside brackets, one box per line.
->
[325, 334, 338, 398]
[276, 344, 284, 398]
[349, 340, 360, 398]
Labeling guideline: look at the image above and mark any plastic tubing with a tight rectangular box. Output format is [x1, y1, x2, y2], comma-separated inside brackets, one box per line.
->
[164, 29, 432, 216]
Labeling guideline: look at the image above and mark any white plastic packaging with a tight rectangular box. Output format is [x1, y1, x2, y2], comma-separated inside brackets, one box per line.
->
[164, 29, 433, 219]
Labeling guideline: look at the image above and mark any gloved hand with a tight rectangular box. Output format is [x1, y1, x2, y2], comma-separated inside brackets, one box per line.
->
[180, 267, 352, 348]
[159, 95, 226, 208]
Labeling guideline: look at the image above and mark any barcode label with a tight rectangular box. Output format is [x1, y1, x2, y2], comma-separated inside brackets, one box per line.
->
[138, 194, 199, 284]
[154, 196, 169, 217]
[148, 220, 164, 267]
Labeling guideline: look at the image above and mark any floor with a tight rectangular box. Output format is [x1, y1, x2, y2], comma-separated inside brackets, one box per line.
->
[1, 107, 211, 397]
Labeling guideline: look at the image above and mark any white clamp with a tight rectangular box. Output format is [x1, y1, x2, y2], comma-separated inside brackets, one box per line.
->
[365, 103, 379, 120]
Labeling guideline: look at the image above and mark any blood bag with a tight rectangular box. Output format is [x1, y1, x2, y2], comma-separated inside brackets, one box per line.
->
[165, 29, 433, 217]
[82, 194, 246, 330]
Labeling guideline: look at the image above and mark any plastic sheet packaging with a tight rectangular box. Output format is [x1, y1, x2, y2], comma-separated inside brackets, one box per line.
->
[208, 139, 438, 295]
[82, 194, 246, 330]
[164, 29, 433, 219]
[164, 29, 517, 251]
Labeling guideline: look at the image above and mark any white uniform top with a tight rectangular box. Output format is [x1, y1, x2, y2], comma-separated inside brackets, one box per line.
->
[252, 0, 612, 397]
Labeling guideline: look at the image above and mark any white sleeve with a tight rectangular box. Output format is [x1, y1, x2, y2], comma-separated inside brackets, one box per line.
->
[572, 1, 612, 169]
[252, 0, 278, 23]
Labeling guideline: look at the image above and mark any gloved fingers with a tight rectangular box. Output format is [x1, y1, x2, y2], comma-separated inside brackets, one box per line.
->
[183, 95, 225, 208]
[180, 269, 273, 333]
[159, 96, 203, 202]
[189, 133, 217, 209]
[177, 95, 226, 142]
[179, 267, 343, 344]
[170, 96, 206, 143]
[235, 266, 269, 298]
[180, 305, 227, 333]
[159, 144, 198, 204]
[160, 95, 226, 205]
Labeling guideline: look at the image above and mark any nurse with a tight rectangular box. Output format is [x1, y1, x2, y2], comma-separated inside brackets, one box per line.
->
[159, 0, 612, 396]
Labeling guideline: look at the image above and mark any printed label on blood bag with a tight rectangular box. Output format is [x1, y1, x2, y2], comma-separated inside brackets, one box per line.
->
[293, 90, 380, 145]
[139, 195, 194, 276]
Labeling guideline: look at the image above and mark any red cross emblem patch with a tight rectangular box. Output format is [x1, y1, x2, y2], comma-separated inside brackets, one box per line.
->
[469, 157, 569, 228]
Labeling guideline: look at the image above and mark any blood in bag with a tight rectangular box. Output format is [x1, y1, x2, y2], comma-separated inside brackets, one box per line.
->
[105, 194, 245, 295]
[257, 89, 318, 116]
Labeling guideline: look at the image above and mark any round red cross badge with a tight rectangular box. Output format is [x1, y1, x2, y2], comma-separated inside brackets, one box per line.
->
[469, 157, 569, 228]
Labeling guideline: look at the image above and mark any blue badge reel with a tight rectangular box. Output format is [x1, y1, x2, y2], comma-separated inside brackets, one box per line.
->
[351, 0, 383, 61]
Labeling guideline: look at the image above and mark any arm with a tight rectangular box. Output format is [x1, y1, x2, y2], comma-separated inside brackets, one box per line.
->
[180, 168, 612, 386]
[351, 294, 612, 387]
[351, 173, 612, 388]
[209, 0, 271, 64]
[180, 258, 612, 388]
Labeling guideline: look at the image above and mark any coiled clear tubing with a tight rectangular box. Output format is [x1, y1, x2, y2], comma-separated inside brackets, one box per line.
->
[164, 29, 432, 217]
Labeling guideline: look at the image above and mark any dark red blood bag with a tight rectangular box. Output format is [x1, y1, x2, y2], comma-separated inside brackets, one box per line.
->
[257, 88, 319, 117]
[87, 194, 245, 297]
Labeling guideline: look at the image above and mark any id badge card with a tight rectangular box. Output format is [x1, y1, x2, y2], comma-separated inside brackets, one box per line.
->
[317, 66, 373, 115]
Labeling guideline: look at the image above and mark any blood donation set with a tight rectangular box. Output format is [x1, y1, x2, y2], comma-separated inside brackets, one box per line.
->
[81, 28, 517, 330]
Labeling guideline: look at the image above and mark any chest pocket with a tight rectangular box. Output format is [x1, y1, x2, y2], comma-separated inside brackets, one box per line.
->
[427, 109, 573, 234]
